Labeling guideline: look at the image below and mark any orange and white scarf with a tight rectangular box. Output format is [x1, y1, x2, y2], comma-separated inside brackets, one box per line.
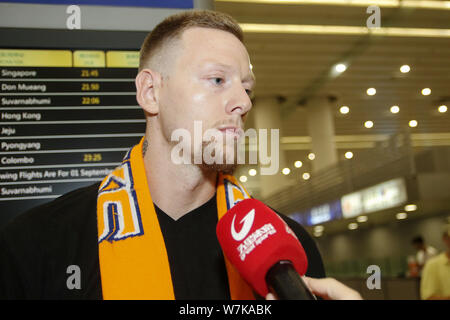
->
[96, 137, 254, 299]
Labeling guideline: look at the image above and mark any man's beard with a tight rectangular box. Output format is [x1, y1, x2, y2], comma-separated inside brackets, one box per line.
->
[195, 138, 240, 175]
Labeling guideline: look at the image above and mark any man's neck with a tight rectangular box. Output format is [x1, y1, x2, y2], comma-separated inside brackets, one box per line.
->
[142, 134, 217, 221]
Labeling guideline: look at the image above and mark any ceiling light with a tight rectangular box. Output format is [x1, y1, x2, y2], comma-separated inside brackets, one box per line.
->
[400, 65, 410, 73]
[282, 168, 291, 175]
[248, 169, 257, 176]
[344, 151, 353, 159]
[294, 160, 303, 168]
[218, 1, 450, 10]
[302, 172, 311, 180]
[438, 105, 448, 113]
[239, 175, 247, 183]
[238, 23, 450, 38]
[335, 63, 347, 73]
[356, 215, 368, 223]
[314, 225, 324, 233]
[390, 105, 400, 113]
[396, 212, 407, 220]
[364, 120, 374, 128]
[409, 120, 418, 128]
[366, 88, 376, 96]
[339, 106, 350, 114]
[313, 232, 323, 238]
[404, 204, 417, 212]
[421, 88, 431, 96]
[348, 223, 358, 230]
[308, 153, 315, 160]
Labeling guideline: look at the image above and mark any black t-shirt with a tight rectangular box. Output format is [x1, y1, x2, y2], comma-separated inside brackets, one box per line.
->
[0, 182, 325, 299]
[154, 194, 230, 300]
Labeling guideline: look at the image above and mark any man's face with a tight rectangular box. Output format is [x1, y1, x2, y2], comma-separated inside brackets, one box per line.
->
[157, 27, 255, 173]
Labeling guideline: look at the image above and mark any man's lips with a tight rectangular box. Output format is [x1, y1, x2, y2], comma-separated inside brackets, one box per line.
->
[217, 126, 244, 137]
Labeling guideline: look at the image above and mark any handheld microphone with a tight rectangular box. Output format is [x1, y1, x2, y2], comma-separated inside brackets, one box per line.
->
[216, 198, 316, 300]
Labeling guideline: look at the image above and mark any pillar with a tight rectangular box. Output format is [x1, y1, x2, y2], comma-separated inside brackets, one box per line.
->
[253, 97, 291, 198]
[306, 96, 338, 173]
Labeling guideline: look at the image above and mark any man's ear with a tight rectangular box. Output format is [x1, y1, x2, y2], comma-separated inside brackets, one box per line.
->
[135, 69, 162, 115]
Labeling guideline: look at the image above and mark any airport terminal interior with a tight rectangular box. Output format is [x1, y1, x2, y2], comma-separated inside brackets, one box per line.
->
[1, 0, 449, 300]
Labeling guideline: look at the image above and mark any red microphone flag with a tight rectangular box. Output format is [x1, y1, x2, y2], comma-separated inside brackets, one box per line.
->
[216, 198, 308, 297]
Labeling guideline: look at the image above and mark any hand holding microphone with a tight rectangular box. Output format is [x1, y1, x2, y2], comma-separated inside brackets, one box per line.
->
[266, 277, 362, 300]
[216, 198, 362, 300]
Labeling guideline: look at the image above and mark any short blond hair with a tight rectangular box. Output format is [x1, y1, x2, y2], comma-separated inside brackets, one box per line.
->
[138, 10, 243, 72]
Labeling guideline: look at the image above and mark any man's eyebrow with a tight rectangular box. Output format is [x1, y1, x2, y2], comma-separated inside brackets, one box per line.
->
[243, 73, 256, 87]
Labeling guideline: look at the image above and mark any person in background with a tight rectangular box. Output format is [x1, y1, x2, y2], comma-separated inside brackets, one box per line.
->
[420, 227, 450, 300]
[411, 235, 437, 275]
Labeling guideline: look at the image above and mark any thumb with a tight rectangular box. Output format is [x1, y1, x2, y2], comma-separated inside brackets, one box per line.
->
[302, 276, 362, 300]
[265, 293, 277, 300]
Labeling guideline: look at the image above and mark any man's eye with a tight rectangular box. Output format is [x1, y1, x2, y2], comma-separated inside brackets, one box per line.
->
[211, 77, 224, 85]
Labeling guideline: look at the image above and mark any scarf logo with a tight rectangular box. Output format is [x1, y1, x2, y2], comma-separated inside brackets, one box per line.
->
[224, 178, 250, 210]
[97, 160, 144, 243]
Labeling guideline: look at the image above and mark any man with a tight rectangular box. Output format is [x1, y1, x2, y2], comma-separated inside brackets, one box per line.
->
[411, 235, 438, 275]
[0, 10, 361, 300]
[420, 227, 450, 300]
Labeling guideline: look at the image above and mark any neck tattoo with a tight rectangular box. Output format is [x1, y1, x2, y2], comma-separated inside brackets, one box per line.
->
[142, 139, 149, 157]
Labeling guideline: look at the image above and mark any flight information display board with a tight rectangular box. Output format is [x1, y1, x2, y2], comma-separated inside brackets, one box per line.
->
[0, 48, 144, 226]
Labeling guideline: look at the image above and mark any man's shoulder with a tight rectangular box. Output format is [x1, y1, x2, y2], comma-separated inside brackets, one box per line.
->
[0, 182, 103, 299]
[1, 182, 100, 241]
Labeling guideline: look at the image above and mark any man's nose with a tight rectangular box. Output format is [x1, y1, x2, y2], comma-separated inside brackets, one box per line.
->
[226, 85, 252, 116]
